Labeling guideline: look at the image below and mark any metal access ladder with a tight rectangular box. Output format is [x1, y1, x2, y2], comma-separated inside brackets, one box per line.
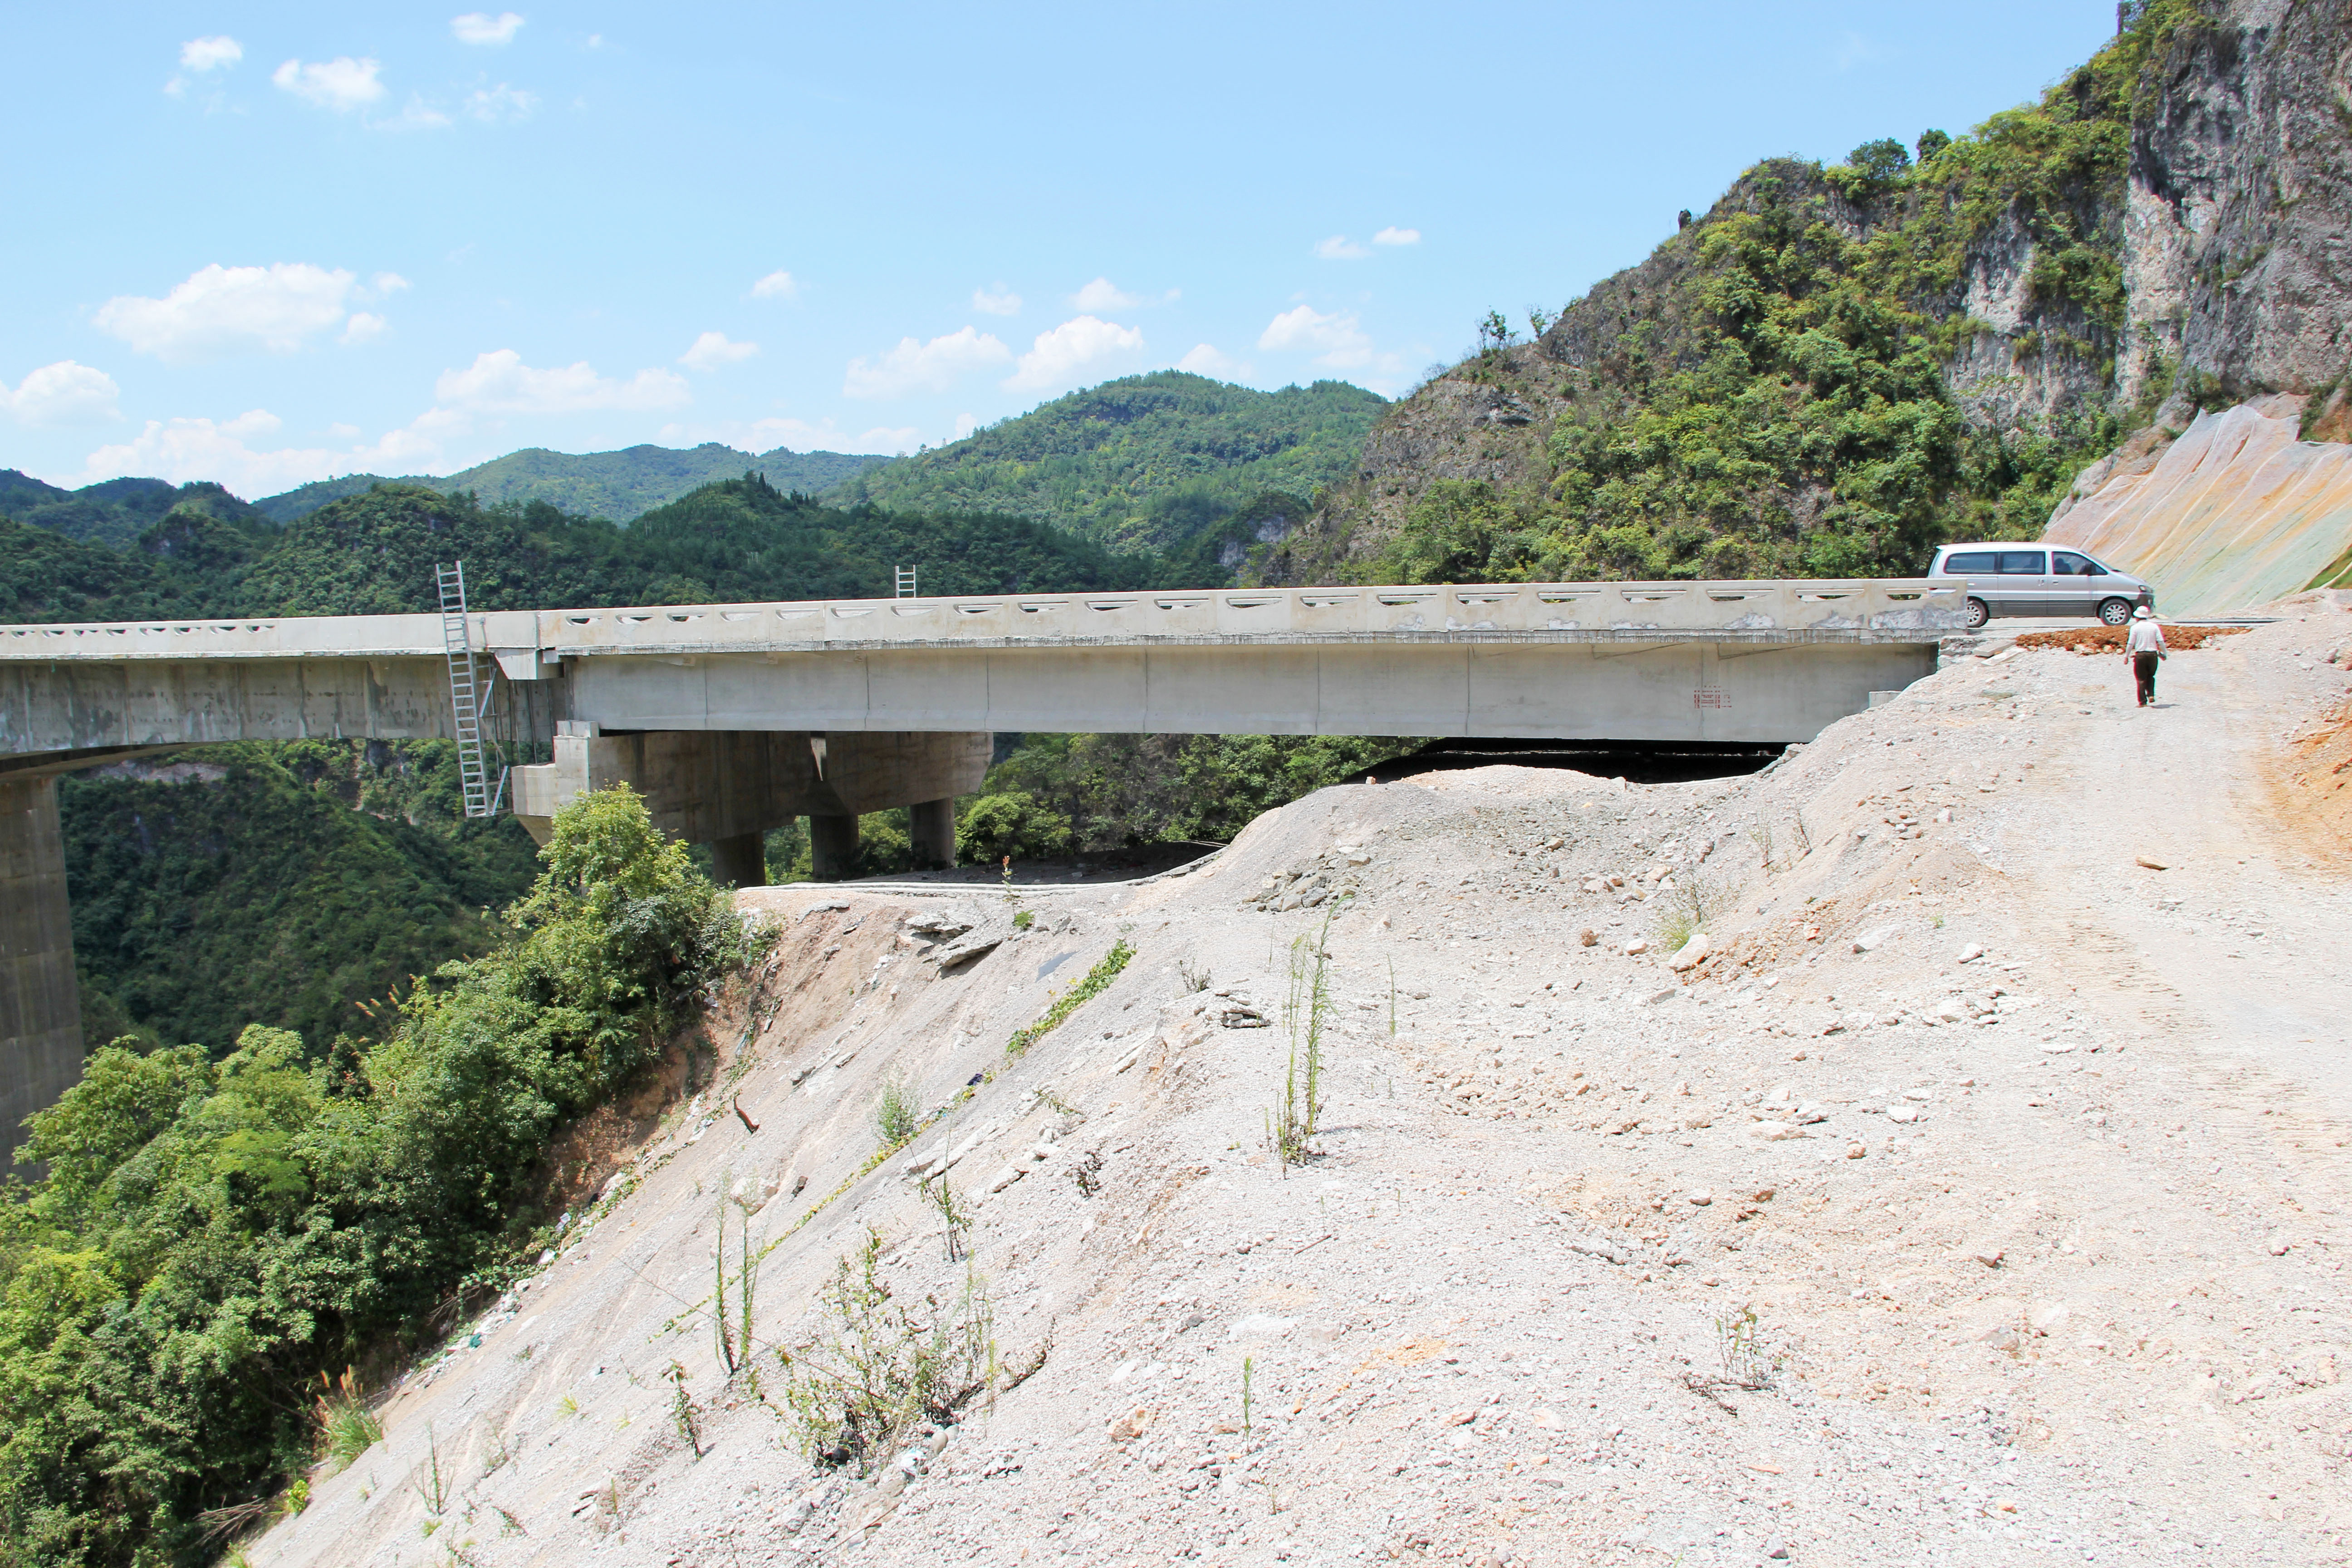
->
[895, 564, 918, 598]
[434, 562, 501, 818]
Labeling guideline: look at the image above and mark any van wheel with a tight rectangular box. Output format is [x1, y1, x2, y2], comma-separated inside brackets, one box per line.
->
[2098, 598, 2133, 626]
[1965, 597, 1989, 630]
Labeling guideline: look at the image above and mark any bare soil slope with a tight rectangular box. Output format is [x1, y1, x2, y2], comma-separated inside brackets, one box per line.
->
[252, 606, 2352, 1568]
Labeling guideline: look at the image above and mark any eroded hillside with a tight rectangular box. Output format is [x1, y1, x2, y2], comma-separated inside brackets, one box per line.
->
[251, 598, 2352, 1568]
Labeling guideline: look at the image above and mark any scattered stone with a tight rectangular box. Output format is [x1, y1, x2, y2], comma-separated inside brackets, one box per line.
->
[1667, 933, 1710, 971]
[1578, 928, 1599, 947]
[1625, 938, 1650, 955]
[1957, 944, 1985, 964]
[1685, 1190, 1712, 1205]
[1845, 1142, 1867, 1159]
[1851, 926, 1894, 953]
[2135, 856, 2169, 871]
[904, 906, 979, 938]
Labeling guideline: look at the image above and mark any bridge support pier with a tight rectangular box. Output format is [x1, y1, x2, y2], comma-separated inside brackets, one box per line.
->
[0, 776, 84, 1170]
[709, 831, 767, 889]
[909, 798, 956, 870]
[512, 728, 989, 883]
[808, 815, 861, 881]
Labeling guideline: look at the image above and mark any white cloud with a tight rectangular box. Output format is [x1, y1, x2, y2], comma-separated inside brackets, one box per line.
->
[466, 83, 538, 121]
[1313, 235, 1370, 261]
[1372, 226, 1421, 247]
[1176, 343, 1251, 382]
[1257, 304, 1374, 368]
[272, 57, 386, 112]
[1069, 277, 1176, 310]
[452, 12, 527, 45]
[371, 272, 411, 296]
[434, 348, 691, 414]
[1, 361, 121, 426]
[679, 331, 758, 371]
[94, 263, 361, 361]
[1071, 277, 1142, 311]
[69, 406, 475, 495]
[180, 36, 243, 72]
[843, 326, 1011, 399]
[750, 269, 799, 300]
[1004, 315, 1146, 393]
[971, 285, 1021, 316]
[379, 96, 454, 131]
[340, 313, 389, 345]
[953, 412, 979, 440]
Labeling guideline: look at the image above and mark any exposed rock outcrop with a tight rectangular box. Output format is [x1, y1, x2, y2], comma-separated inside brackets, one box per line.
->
[1270, 0, 2352, 590]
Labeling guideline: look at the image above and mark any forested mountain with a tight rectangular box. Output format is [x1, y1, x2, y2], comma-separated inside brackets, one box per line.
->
[1266, 0, 2347, 588]
[0, 470, 277, 550]
[826, 372, 1386, 554]
[250, 440, 888, 525]
[6, 475, 1147, 625]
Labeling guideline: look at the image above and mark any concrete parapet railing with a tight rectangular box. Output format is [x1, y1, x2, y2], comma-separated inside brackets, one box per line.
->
[0, 580, 1965, 662]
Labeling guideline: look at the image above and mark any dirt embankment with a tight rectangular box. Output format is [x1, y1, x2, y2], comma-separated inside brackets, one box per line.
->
[251, 603, 2352, 1568]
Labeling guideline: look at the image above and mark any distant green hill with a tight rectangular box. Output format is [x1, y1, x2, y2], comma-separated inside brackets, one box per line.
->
[826, 372, 1387, 554]
[250, 442, 888, 525]
[0, 470, 275, 550]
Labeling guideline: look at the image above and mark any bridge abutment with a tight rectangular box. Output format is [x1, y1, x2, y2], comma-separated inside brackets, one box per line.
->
[0, 776, 83, 1169]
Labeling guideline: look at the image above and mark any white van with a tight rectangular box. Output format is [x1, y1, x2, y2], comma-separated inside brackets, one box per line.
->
[1927, 542, 2156, 630]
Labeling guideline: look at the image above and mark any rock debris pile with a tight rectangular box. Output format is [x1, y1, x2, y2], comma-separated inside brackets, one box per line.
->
[254, 606, 2352, 1568]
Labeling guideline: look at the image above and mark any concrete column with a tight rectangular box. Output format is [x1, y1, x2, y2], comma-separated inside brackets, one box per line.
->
[909, 797, 956, 869]
[709, 831, 767, 889]
[0, 776, 84, 1170]
[808, 814, 861, 881]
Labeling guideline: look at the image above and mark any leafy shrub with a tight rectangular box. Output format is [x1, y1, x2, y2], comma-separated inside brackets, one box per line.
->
[956, 792, 1073, 866]
[872, 1071, 921, 1150]
[777, 1231, 995, 1475]
[0, 785, 754, 1565]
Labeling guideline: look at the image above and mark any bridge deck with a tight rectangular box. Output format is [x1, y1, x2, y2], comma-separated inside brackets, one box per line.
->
[0, 579, 1963, 663]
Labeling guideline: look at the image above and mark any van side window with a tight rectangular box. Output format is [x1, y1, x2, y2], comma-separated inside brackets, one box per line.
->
[1997, 550, 2046, 574]
[2050, 551, 2103, 576]
[1944, 551, 1996, 573]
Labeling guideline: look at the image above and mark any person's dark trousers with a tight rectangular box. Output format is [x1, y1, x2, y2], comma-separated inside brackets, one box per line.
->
[2134, 652, 2160, 706]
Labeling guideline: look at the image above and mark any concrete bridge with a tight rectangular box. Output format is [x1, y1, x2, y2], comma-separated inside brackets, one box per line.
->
[0, 577, 1962, 1156]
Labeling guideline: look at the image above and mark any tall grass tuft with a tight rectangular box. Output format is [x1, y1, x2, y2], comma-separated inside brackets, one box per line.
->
[314, 1367, 382, 1474]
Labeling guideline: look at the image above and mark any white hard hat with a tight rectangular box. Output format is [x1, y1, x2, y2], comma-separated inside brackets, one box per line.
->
[2132, 606, 2152, 619]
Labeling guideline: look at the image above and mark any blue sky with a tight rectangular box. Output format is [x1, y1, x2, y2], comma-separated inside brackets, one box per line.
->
[0, 2, 2120, 499]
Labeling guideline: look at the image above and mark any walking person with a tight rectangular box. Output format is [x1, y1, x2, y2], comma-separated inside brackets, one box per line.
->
[2124, 605, 2168, 706]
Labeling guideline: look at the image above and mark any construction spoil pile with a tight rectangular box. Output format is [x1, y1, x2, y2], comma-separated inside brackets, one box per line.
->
[254, 606, 2352, 1568]
[2013, 624, 2252, 654]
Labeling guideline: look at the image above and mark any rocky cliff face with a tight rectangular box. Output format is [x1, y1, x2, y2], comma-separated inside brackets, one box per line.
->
[1272, 0, 2351, 588]
[2123, 0, 2352, 408]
